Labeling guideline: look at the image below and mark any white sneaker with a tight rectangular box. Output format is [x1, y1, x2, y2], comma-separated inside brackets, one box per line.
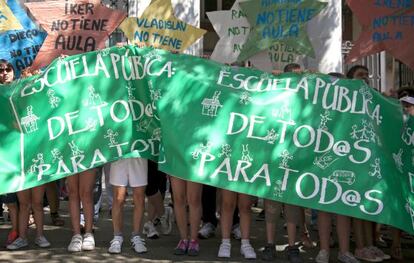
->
[368, 246, 391, 260]
[198, 222, 216, 239]
[316, 249, 329, 263]
[232, 224, 241, 240]
[241, 243, 256, 259]
[82, 233, 95, 251]
[143, 221, 159, 239]
[131, 235, 147, 254]
[7, 237, 28, 250]
[35, 235, 51, 248]
[218, 241, 231, 258]
[160, 206, 173, 235]
[338, 251, 360, 263]
[67, 234, 82, 252]
[108, 236, 123, 254]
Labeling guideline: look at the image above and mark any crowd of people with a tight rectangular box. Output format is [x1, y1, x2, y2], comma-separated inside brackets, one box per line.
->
[0, 58, 412, 263]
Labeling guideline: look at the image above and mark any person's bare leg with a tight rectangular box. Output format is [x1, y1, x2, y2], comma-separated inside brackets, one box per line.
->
[45, 182, 59, 214]
[147, 191, 164, 221]
[111, 186, 126, 235]
[79, 170, 96, 234]
[363, 220, 374, 246]
[220, 190, 237, 239]
[16, 190, 31, 239]
[187, 181, 202, 240]
[353, 218, 365, 249]
[300, 208, 314, 247]
[318, 211, 332, 251]
[170, 177, 188, 240]
[31, 185, 46, 237]
[67, 175, 81, 235]
[132, 186, 146, 235]
[238, 194, 252, 240]
[286, 205, 298, 246]
[264, 200, 276, 244]
[7, 203, 18, 233]
[391, 227, 403, 260]
[337, 215, 351, 254]
[336, 215, 351, 253]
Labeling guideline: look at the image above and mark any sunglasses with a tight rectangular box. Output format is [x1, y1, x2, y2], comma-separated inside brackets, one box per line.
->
[0, 67, 13, 73]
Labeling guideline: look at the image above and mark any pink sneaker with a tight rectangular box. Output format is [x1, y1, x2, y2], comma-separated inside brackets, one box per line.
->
[174, 239, 188, 255]
[188, 239, 200, 256]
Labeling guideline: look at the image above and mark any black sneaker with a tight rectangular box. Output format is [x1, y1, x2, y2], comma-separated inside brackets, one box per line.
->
[261, 244, 276, 261]
[287, 246, 302, 263]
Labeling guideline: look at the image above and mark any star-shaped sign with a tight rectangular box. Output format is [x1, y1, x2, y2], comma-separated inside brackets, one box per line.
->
[346, 0, 414, 70]
[206, 0, 250, 64]
[207, 0, 302, 70]
[0, 0, 46, 77]
[249, 43, 304, 72]
[119, 0, 206, 53]
[0, 0, 22, 32]
[237, 0, 327, 62]
[25, 0, 126, 69]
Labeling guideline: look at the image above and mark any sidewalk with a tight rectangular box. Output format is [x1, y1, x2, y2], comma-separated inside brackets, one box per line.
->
[0, 197, 413, 262]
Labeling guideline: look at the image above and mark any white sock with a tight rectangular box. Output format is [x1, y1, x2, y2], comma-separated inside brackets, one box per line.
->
[222, 238, 230, 244]
[241, 239, 250, 246]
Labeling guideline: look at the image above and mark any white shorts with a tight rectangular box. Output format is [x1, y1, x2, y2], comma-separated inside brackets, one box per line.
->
[109, 158, 148, 187]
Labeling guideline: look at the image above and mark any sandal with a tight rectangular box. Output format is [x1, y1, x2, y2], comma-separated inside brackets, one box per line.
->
[391, 246, 403, 260]
[51, 212, 64, 226]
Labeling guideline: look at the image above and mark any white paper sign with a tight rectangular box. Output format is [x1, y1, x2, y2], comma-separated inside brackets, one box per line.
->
[208, 0, 342, 74]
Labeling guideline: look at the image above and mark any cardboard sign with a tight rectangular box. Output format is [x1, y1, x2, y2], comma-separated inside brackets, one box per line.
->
[119, 0, 206, 52]
[207, 0, 343, 74]
[25, 0, 126, 69]
[237, 0, 327, 62]
[0, 0, 46, 77]
[0, 0, 22, 32]
[206, 0, 250, 64]
[249, 43, 304, 72]
[346, 0, 414, 70]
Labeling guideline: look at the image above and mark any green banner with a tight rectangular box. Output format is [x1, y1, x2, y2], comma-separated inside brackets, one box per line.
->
[1, 45, 414, 234]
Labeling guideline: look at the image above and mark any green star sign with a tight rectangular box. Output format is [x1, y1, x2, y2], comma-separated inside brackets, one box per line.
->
[237, 0, 328, 62]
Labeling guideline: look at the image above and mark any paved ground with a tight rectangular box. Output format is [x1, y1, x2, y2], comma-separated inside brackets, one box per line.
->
[0, 189, 413, 263]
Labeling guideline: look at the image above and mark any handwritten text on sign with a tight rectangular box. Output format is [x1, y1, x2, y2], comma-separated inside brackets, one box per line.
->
[237, 0, 327, 61]
[0, 0, 45, 76]
[371, 0, 414, 41]
[119, 0, 206, 53]
[24, 0, 126, 69]
[50, 2, 108, 51]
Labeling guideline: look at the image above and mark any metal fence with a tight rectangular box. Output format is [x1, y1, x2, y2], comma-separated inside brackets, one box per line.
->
[398, 62, 414, 89]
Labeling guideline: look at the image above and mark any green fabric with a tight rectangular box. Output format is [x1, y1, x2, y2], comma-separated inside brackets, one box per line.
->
[1, 45, 414, 234]
[237, 0, 327, 61]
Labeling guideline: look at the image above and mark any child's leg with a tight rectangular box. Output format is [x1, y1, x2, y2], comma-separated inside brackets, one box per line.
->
[112, 186, 127, 235]
[79, 170, 96, 234]
[186, 181, 202, 240]
[16, 190, 32, 239]
[170, 177, 188, 240]
[31, 185, 46, 237]
[132, 186, 146, 235]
